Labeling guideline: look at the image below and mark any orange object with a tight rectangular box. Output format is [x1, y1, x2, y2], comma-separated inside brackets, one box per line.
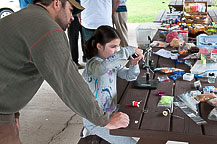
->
[179, 49, 187, 55]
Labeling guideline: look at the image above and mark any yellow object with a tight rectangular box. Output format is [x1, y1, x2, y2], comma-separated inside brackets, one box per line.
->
[188, 24, 208, 35]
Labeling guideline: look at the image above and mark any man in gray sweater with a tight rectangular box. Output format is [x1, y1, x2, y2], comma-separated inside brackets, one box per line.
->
[0, 0, 130, 143]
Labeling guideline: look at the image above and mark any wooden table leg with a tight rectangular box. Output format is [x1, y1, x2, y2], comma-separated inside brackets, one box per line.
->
[138, 138, 167, 144]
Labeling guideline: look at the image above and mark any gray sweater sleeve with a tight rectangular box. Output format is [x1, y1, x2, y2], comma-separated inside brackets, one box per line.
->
[86, 46, 135, 77]
[30, 31, 109, 126]
[117, 64, 140, 81]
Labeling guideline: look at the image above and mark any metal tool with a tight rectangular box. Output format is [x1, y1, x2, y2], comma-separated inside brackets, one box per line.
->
[135, 36, 158, 89]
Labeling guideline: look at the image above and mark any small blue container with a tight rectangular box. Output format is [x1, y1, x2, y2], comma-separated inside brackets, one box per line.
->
[197, 35, 217, 49]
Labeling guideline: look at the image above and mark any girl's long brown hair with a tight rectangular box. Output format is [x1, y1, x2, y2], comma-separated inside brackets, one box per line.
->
[83, 25, 120, 59]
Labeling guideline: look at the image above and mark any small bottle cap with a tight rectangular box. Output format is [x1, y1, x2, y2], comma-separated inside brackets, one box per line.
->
[209, 73, 215, 76]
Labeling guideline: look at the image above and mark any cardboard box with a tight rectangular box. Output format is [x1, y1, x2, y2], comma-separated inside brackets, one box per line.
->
[184, 1, 207, 15]
[183, 1, 208, 24]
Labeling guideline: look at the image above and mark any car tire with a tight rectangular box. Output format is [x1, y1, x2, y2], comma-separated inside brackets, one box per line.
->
[0, 9, 14, 19]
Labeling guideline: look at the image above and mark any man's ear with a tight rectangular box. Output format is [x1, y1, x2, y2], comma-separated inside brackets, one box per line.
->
[53, 0, 61, 9]
[96, 43, 103, 50]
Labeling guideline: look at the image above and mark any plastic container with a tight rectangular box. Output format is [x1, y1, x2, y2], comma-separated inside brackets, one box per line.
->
[183, 73, 194, 81]
[208, 72, 216, 83]
[179, 30, 189, 43]
[136, 23, 158, 47]
[159, 31, 168, 42]
[190, 60, 217, 75]
[197, 35, 217, 49]
[200, 47, 217, 64]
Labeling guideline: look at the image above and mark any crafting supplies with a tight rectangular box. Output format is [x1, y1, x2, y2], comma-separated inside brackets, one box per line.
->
[194, 80, 202, 90]
[156, 91, 166, 96]
[158, 75, 170, 82]
[170, 71, 185, 80]
[183, 73, 194, 81]
[132, 101, 141, 107]
[195, 93, 217, 102]
[177, 92, 199, 113]
[157, 96, 174, 115]
[208, 72, 216, 83]
[163, 108, 171, 116]
[174, 101, 207, 125]
[154, 67, 184, 73]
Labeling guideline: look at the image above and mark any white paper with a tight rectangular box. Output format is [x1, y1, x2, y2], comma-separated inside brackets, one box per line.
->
[153, 49, 172, 58]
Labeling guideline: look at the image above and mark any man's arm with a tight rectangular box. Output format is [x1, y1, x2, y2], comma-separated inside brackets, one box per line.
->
[30, 30, 129, 129]
[112, 0, 120, 14]
[77, 13, 81, 24]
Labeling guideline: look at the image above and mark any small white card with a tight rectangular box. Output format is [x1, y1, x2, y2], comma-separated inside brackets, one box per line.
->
[153, 49, 172, 58]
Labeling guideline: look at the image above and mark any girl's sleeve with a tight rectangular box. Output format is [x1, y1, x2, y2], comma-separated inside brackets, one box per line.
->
[87, 46, 135, 77]
[117, 64, 140, 81]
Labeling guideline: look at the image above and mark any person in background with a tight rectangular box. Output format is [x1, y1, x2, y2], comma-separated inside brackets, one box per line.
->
[81, 25, 143, 143]
[80, 0, 120, 62]
[112, 0, 128, 47]
[67, 0, 84, 69]
[19, 0, 33, 9]
[0, 0, 130, 143]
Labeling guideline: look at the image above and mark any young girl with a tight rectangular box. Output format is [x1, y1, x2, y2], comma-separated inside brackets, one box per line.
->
[81, 25, 143, 144]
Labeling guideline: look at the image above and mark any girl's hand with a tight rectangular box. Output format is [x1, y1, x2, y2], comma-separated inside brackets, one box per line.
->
[134, 47, 143, 57]
[130, 48, 144, 66]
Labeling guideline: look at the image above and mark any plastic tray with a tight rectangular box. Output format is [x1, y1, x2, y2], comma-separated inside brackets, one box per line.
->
[197, 35, 217, 49]
[190, 60, 217, 75]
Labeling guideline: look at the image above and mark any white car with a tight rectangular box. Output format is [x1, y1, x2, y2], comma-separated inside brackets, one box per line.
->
[0, 0, 20, 19]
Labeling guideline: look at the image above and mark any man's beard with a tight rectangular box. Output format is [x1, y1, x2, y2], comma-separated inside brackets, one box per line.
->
[56, 9, 68, 31]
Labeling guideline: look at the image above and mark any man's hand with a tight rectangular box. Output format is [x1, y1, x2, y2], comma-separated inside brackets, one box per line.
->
[15, 118, 20, 131]
[15, 112, 20, 131]
[104, 112, 129, 130]
[112, 0, 120, 14]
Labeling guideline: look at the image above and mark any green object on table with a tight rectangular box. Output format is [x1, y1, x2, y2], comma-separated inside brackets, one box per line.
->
[185, 6, 190, 12]
[159, 96, 173, 105]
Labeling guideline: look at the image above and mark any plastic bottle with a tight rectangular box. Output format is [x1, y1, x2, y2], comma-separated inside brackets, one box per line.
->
[179, 30, 189, 43]
[208, 73, 216, 83]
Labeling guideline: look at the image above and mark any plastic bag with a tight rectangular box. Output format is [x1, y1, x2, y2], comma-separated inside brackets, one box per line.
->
[157, 96, 174, 108]
[150, 41, 167, 48]
[178, 92, 199, 113]
[154, 67, 184, 73]
[158, 75, 170, 82]
[208, 108, 217, 121]
[195, 93, 217, 102]
[207, 98, 217, 107]
[169, 71, 185, 80]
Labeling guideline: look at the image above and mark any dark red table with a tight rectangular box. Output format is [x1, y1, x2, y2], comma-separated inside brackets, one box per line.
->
[111, 37, 217, 144]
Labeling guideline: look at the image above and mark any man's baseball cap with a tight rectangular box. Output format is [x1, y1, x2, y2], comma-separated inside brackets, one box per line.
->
[68, 0, 84, 15]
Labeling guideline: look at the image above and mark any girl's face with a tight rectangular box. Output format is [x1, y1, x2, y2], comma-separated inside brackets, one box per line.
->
[97, 38, 121, 59]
